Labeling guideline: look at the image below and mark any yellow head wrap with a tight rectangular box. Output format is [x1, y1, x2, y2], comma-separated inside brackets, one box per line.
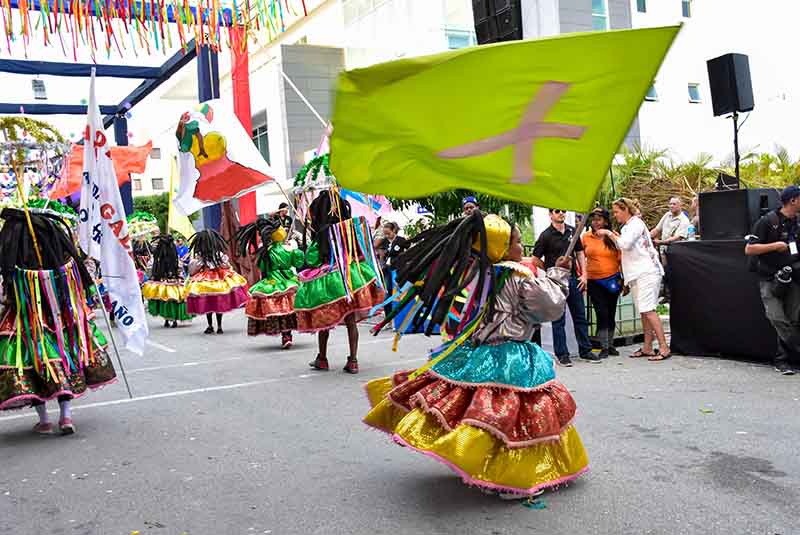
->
[270, 226, 287, 244]
[473, 214, 512, 263]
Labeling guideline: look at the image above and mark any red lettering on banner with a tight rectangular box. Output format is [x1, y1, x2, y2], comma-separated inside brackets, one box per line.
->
[100, 203, 115, 219]
[110, 219, 124, 237]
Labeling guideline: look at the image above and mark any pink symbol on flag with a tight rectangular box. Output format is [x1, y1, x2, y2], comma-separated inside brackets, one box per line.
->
[438, 81, 586, 184]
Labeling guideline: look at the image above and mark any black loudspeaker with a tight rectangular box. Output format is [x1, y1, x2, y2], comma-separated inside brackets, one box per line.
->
[706, 53, 755, 117]
[473, 0, 523, 45]
[699, 188, 779, 240]
[715, 172, 739, 191]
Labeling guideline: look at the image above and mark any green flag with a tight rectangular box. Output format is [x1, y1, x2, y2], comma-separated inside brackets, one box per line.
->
[330, 26, 680, 212]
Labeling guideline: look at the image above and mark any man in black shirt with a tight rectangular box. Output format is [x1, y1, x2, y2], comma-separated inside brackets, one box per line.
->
[533, 209, 594, 366]
[746, 185, 800, 375]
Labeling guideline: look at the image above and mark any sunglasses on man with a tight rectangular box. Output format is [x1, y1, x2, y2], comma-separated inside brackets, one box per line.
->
[550, 209, 565, 214]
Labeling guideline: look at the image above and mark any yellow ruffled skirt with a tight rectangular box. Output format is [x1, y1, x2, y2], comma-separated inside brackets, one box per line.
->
[364, 375, 589, 495]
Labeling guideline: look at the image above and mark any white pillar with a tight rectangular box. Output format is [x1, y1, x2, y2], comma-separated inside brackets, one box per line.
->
[521, 0, 561, 39]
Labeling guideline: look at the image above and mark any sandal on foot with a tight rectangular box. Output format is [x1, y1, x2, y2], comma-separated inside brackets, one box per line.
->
[33, 422, 53, 435]
[59, 418, 76, 436]
[649, 352, 672, 361]
[631, 348, 655, 358]
[343, 358, 359, 374]
[204, 326, 214, 334]
[216, 327, 224, 334]
[309, 355, 329, 371]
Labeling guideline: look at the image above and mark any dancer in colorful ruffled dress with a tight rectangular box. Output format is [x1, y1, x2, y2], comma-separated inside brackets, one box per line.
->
[236, 215, 304, 349]
[295, 190, 384, 374]
[0, 208, 116, 435]
[142, 235, 193, 328]
[185, 229, 249, 334]
[363, 212, 589, 498]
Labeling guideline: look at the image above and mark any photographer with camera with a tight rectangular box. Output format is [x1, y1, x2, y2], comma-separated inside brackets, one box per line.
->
[745, 185, 800, 375]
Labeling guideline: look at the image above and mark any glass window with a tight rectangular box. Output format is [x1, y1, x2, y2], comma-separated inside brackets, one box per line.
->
[592, 0, 609, 30]
[688, 83, 701, 103]
[132, 178, 141, 191]
[645, 85, 658, 101]
[682, 0, 691, 17]
[151, 177, 164, 190]
[446, 29, 476, 50]
[252, 124, 270, 165]
[637, 0, 646, 13]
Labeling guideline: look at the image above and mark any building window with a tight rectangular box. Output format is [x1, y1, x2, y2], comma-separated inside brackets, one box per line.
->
[252, 123, 270, 165]
[446, 29, 476, 50]
[688, 83, 701, 103]
[592, 0, 609, 30]
[150, 147, 161, 159]
[151, 177, 164, 190]
[637, 0, 646, 12]
[645, 85, 658, 101]
[132, 178, 142, 191]
[682, 0, 691, 17]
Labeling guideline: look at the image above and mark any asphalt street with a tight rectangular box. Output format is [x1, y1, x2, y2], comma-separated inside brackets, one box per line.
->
[0, 309, 797, 535]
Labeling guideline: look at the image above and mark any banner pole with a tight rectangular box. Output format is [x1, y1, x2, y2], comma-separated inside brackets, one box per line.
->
[564, 213, 588, 258]
[92, 279, 134, 399]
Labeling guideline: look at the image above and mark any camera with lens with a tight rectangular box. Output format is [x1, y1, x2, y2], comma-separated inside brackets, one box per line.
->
[773, 265, 794, 298]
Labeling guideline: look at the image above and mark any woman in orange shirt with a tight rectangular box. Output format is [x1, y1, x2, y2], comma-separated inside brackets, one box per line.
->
[581, 208, 623, 358]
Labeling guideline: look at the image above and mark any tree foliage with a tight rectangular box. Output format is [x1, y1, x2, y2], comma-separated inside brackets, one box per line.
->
[389, 190, 533, 225]
[133, 193, 199, 235]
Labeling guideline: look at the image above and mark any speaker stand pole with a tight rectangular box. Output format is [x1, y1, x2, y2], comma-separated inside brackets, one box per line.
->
[732, 111, 740, 183]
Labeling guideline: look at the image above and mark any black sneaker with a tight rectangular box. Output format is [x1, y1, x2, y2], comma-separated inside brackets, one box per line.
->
[608, 347, 620, 356]
[580, 352, 603, 363]
[598, 349, 609, 359]
[774, 361, 796, 375]
[557, 355, 573, 367]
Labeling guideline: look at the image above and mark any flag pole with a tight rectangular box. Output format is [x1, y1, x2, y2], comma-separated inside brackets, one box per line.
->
[92, 279, 134, 399]
[564, 212, 588, 258]
[280, 70, 328, 127]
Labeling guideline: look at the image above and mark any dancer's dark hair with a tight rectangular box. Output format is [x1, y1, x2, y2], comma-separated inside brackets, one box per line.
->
[235, 215, 283, 274]
[376, 210, 497, 336]
[132, 239, 152, 271]
[151, 234, 180, 281]
[306, 190, 352, 265]
[0, 207, 92, 299]
[188, 229, 228, 267]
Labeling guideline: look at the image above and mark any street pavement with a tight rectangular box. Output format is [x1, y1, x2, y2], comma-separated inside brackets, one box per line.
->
[0, 309, 797, 535]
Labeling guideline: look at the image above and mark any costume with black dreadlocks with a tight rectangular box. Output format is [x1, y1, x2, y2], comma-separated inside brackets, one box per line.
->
[132, 239, 152, 285]
[293, 190, 384, 333]
[185, 229, 249, 315]
[0, 208, 116, 411]
[236, 215, 304, 341]
[142, 235, 194, 324]
[362, 213, 588, 497]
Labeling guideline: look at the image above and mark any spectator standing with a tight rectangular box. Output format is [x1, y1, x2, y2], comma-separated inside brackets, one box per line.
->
[462, 195, 480, 217]
[690, 195, 700, 231]
[532, 209, 594, 365]
[381, 221, 410, 316]
[275, 202, 292, 233]
[176, 236, 190, 277]
[744, 185, 800, 375]
[651, 197, 690, 301]
[582, 208, 623, 359]
[599, 198, 669, 361]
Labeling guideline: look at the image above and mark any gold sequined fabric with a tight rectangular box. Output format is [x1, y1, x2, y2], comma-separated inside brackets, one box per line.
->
[364, 375, 589, 494]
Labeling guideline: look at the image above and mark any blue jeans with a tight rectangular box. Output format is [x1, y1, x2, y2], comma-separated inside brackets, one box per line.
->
[551, 275, 593, 358]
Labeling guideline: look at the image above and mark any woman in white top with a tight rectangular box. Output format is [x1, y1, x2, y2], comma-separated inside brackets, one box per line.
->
[596, 198, 670, 361]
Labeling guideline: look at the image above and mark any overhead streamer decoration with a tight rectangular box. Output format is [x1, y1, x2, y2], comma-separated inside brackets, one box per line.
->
[0, 0, 317, 57]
